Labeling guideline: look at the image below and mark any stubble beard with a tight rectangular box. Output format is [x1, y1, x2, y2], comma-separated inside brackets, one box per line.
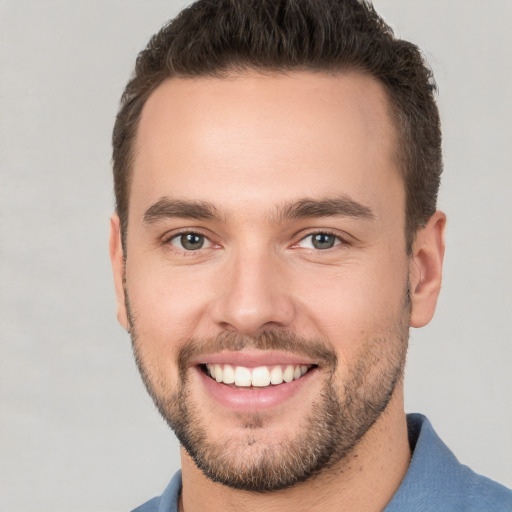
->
[126, 290, 410, 493]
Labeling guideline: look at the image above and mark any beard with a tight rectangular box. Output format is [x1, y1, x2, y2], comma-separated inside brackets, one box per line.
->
[126, 289, 410, 493]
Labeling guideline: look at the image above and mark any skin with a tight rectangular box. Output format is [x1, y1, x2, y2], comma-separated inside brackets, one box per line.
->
[110, 71, 446, 511]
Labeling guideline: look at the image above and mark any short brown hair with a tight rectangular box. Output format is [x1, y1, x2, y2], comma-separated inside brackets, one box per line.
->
[112, 0, 442, 252]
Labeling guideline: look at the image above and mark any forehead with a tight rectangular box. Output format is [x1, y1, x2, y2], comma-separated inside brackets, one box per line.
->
[131, 71, 402, 221]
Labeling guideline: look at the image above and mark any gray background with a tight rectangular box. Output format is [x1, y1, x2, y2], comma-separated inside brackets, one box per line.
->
[1, 1, 510, 510]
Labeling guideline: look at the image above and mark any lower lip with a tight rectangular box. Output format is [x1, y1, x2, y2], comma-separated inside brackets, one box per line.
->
[196, 366, 318, 412]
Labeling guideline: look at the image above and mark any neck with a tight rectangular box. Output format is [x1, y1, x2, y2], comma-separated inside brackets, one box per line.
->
[180, 385, 410, 512]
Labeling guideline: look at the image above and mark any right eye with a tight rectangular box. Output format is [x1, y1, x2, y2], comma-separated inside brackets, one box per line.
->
[168, 232, 212, 251]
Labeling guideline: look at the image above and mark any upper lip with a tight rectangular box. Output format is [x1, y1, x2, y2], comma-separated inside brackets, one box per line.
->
[191, 350, 319, 368]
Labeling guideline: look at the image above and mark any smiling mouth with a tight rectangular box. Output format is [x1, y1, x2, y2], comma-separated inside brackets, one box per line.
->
[202, 363, 316, 388]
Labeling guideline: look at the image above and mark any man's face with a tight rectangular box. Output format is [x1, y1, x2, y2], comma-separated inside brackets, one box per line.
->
[113, 71, 414, 491]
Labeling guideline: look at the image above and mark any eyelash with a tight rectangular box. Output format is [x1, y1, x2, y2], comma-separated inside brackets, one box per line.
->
[295, 230, 348, 250]
[162, 230, 215, 254]
[162, 229, 349, 253]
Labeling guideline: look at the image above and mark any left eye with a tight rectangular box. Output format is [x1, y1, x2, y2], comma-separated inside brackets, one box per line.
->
[169, 232, 212, 251]
[298, 233, 341, 250]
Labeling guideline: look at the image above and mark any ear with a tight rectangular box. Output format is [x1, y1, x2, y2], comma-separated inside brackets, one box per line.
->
[409, 211, 446, 328]
[109, 214, 130, 331]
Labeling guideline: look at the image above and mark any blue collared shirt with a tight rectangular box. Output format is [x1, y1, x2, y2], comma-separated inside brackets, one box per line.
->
[132, 414, 512, 511]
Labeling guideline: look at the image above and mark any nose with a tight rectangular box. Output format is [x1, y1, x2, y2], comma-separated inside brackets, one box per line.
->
[211, 249, 296, 335]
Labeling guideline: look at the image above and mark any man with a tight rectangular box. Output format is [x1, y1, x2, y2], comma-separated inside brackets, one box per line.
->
[109, 0, 512, 510]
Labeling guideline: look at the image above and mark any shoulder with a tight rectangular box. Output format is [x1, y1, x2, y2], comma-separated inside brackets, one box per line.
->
[131, 497, 160, 512]
[385, 414, 512, 511]
[130, 471, 182, 512]
[461, 470, 512, 511]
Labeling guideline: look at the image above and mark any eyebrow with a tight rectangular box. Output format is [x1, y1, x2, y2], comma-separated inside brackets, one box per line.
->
[144, 198, 221, 223]
[276, 197, 375, 222]
[143, 195, 375, 225]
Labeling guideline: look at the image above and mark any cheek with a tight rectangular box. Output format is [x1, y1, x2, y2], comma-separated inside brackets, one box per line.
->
[125, 259, 215, 370]
[293, 252, 409, 360]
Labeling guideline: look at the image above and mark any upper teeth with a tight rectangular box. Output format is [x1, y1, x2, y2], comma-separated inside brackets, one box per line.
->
[206, 364, 309, 387]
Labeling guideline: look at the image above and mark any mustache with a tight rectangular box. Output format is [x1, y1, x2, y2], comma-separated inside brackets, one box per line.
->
[177, 330, 338, 376]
